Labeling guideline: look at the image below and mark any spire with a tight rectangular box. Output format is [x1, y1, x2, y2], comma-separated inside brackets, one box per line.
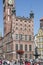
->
[29, 11, 34, 18]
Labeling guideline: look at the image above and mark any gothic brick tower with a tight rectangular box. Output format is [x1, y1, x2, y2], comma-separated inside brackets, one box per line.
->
[3, 0, 16, 36]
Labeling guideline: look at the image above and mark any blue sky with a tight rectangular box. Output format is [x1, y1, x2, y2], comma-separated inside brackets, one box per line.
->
[0, 0, 43, 36]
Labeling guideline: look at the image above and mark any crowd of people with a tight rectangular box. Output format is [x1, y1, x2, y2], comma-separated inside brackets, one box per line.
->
[0, 59, 24, 65]
[0, 58, 41, 65]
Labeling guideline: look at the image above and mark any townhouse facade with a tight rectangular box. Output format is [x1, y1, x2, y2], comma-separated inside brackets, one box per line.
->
[35, 29, 43, 59]
[0, 0, 34, 61]
[34, 18, 43, 59]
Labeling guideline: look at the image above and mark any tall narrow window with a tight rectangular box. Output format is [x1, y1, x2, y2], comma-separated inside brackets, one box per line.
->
[29, 35, 31, 41]
[29, 54, 32, 59]
[16, 34, 18, 40]
[8, 9, 10, 15]
[16, 44, 18, 50]
[25, 54, 27, 58]
[20, 44, 23, 50]
[25, 35, 27, 41]
[25, 45, 27, 51]
[7, 43, 11, 52]
[8, 16, 10, 21]
[29, 45, 32, 51]
[19, 34, 22, 40]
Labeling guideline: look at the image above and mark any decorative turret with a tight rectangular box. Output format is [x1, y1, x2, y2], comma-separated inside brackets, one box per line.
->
[29, 11, 34, 18]
[12, 7, 16, 15]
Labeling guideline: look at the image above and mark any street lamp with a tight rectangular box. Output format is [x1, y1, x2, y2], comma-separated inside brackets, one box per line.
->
[33, 47, 40, 59]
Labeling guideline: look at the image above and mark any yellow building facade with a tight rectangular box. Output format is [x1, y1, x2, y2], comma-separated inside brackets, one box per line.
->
[35, 29, 43, 59]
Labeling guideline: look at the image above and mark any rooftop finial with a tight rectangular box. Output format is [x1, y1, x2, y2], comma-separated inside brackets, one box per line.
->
[29, 11, 34, 18]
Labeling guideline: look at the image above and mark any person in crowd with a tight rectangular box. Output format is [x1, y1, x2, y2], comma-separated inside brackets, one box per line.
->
[7, 60, 10, 65]
[0, 58, 2, 65]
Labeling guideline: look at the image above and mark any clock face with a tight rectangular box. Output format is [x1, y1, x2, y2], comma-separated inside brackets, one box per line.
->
[8, 0, 13, 5]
